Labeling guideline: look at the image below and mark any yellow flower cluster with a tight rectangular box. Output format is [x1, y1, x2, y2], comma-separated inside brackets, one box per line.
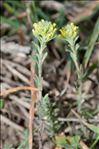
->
[60, 23, 78, 39]
[32, 19, 56, 42]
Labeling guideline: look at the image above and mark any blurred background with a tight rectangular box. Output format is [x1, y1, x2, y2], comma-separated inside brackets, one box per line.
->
[0, 0, 99, 148]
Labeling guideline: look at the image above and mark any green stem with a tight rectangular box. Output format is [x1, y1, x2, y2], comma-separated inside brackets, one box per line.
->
[77, 78, 82, 112]
[70, 41, 83, 112]
[36, 41, 46, 149]
[75, 59, 83, 113]
[37, 41, 45, 104]
[90, 136, 99, 149]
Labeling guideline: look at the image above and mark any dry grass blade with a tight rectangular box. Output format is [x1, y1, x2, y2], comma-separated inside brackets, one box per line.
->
[71, 109, 99, 134]
[0, 86, 38, 96]
[4, 64, 30, 84]
[1, 115, 23, 131]
[72, 1, 99, 23]
[40, 0, 64, 10]
[80, 140, 89, 149]
[1, 39, 31, 54]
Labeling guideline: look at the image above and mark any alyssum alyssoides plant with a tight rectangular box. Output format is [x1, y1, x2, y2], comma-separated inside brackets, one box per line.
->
[32, 19, 58, 146]
[59, 23, 83, 112]
[32, 20, 83, 142]
[59, 21, 98, 113]
[32, 20, 88, 146]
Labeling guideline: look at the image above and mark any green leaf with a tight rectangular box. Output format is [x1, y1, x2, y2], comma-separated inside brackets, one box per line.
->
[37, 8, 49, 20]
[88, 124, 99, 134]
[3, 144, 12, 149]
[34, 75, 40, 87]
[29, 1, 38, 22]
[55, 9, 65, 28]
[43, 94, 49, 100]
[1, 16, 20, 28]
[43, 94, 49, 111]
[32, 41, 40, 53]
[82, 61, 98, 81]
[17, 129, 29, 149]
[55, 135, 80, 149]
[43, 94, 49, 103]
[83, 17, 99, 67]
[3, 2, 15, 14]
[7, 1, 25, 9]
[42, 52, 48, 63]
[55, 135, 67, 148]
[90, 136, 99, 149]
[0, 99, 4, 109]
[32, 54, 40, 63]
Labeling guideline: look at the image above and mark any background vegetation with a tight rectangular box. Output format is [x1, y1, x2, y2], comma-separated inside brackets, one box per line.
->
[0, 0, 99, 149]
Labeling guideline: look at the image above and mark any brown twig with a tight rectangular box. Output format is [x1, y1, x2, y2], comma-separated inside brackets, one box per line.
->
[0, 69, 37, 149]
[0, 86, 38, 97]
[71, 109, 97, 131]
[29, 56, 36, 149]
[29, 91, 35, 149]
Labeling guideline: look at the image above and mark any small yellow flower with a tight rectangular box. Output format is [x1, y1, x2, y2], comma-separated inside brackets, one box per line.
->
[60, 23, 78, 39]
[32, 19, 56, 42]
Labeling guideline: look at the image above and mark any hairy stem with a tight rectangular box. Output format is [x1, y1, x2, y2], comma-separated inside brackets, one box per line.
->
[36, 42, 46, 149]
[77, 78, 83, 112]
[70, 42, 83, 112]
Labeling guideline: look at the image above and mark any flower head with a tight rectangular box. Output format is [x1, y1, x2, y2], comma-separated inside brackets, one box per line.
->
[32, 19, 56, 42]
[60, 23, 78, 40]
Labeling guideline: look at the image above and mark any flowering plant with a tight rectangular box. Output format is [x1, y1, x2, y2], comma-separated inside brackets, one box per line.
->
[32, 20, 57, 146]
[32, 19, 56, 43]
[60, 23, 83, 112]
[60, 23, 78, 40]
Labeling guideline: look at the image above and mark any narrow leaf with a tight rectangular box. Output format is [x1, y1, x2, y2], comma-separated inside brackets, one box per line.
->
[42, 52, 48, 63]
[32, 41, 40, 53]
[1, 16, 20, 28]
[0, 99, 4, 109]
[88, 124, 99, 134]
[82, 61, 98, 81]
[83, 17, 99, 67]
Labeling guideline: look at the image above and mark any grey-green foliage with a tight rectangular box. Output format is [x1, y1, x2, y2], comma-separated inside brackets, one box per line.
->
[32, 40, 58, 137]
[66, 36, 81, 79]
[82, 61, 98, 81]
[60, 23, 84, 112]
[32, 40, 47, 86]
[3, 144, 12, 149]
[55, 135, 80, 149]
[17, 129, 29, 149]
[3, 130, 29, 149]
[42, 94, 59, 137]
[88, 124, 99, 135]
[32, 20, 57, 139]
